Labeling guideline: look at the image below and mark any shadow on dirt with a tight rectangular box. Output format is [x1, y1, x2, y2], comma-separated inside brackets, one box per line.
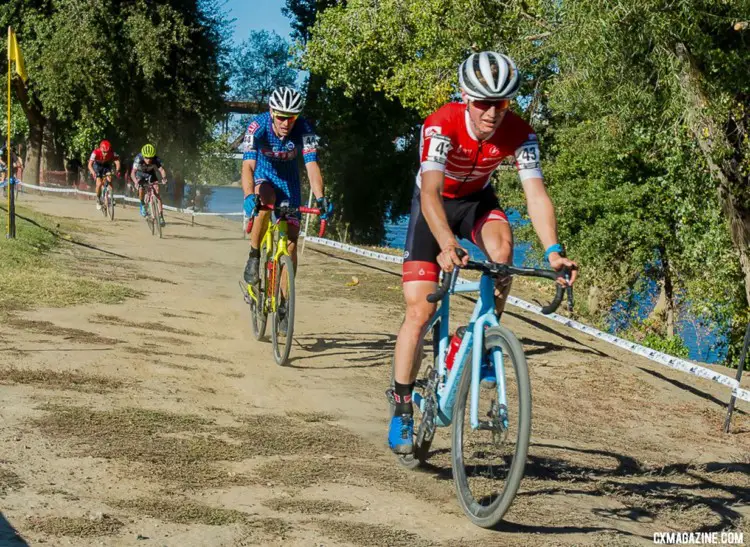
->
[0, 513, 29, 546]
[415, 442, 747, 536]
[288, 332, 395, 369]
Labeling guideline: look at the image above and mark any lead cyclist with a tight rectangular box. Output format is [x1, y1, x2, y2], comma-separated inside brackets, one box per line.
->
[388, 51, 578, 455]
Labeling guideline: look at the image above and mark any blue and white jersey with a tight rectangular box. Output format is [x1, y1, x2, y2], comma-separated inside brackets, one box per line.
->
[242, 111, 319, 207]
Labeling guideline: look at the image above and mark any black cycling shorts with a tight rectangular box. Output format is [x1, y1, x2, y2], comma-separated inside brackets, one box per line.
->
[93, 162, 114, 178]
[402, 185, 508, 283]
[136, 172, 158, 185]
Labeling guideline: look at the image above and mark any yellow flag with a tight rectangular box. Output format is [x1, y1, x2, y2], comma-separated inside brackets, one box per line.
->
[8, 29, 27, 83]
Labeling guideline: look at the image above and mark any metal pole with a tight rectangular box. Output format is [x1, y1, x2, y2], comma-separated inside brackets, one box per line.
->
[7, 26, 13, 239]
[724, 320, 750, 433]
[300, 187, 314, 256]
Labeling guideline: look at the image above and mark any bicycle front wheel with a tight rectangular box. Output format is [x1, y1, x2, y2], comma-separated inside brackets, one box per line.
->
[451, 325, 531, 529]
[107, 187, 115, 220]
[271, 254, 295, 366]
[151, 198, 161, 238]
[146, 197, 155, 234]
[249, 245, 269, 341]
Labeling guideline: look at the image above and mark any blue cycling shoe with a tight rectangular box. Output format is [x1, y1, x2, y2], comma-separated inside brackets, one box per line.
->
[139, 204, 147, 217]
[388, 414, 414, 455]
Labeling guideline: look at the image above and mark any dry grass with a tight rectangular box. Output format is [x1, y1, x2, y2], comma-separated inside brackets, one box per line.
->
[312, 519, 433, 547]
[113, 497, 247, 525]
[0, 467, 23, 497]
[0, 367, 124, 393]
[263, 497, 359, 515]
[27, 515, 124, 537]
[185, 353, 230, 364]
[92, 314, 200, 336]
[285, 411, 337, 422]
[31, 405, 373, 490]
[253, 457, 451, 502]
[9, 318, 119, 345]
[36, 487, 80, 501]
[220, 370, 246, 378]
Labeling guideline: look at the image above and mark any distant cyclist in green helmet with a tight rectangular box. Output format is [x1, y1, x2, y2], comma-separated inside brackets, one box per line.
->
[131, 144, 168, 226]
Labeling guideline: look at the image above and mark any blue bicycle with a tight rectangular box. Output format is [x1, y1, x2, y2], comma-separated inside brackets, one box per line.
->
[387, 255, 573, 528]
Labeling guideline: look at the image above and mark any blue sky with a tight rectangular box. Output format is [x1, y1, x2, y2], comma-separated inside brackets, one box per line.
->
[225, 0, 293, 44]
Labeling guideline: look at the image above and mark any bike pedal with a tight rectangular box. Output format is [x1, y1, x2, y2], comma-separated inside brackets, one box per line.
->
[414, 379, 429, 389]
[385, 388, 395, 405]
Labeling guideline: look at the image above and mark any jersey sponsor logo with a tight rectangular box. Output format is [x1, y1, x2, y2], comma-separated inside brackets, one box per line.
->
[260, 147, 297, 161]
[424, 126, 442, 138]
[247, 120, 260, 134]
[285, 141, 295, 151]
[486, 145, 501, 157]
[426, 134, 452, 164]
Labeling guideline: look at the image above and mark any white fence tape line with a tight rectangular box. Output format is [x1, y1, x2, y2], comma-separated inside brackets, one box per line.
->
[303, 236, 750, 404]
[20, 181, 245, 217]
[15, 183, 749, 404]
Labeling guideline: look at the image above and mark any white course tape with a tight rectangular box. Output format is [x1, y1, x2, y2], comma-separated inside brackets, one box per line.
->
[304, 236, 750, 404]
[20, 181, 244, 217]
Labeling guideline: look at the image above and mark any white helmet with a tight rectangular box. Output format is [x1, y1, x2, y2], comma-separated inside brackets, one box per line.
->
[458, 51, 521, 100]
[269, 87, 303, 114]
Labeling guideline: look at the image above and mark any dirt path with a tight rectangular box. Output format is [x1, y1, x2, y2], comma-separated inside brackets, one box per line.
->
[0, 192, 748, 546]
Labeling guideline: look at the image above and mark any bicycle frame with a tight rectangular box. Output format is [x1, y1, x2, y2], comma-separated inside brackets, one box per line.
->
[255, 215, 291, 313]
[414, 274, 504, 430]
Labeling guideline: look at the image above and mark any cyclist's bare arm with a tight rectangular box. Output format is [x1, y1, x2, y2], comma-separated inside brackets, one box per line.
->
[159, 166, 167, 182]
[522, 176, 578, 283]
[522, 177, 558, 251]
[304, 160, 324, 200]
[130, 166, 139, 186]
[241, 159, 257, 198]
[420, 170, 467, 270]
[88, 159, 96, 179]
[114, 159, 121, 174]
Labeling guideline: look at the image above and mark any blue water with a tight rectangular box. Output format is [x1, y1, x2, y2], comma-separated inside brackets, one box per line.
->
[197, 185, 724, 363]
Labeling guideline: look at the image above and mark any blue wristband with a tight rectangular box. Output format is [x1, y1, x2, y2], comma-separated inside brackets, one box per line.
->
[544, 243, 564, 263]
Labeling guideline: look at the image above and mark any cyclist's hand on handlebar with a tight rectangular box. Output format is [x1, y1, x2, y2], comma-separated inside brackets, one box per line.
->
[243, 194, 258, 217]
[437, 241, 469, 273]
[317, 196, 333, 220]
[549, 254, 578, 286]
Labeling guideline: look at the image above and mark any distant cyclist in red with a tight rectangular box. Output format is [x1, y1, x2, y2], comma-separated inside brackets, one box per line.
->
[88, 140, 121, 211]
[388, 51, 578, 455]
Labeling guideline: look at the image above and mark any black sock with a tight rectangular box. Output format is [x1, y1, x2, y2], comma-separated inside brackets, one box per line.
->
[393, 381, 414, 416]
[248, 247, 260, 258]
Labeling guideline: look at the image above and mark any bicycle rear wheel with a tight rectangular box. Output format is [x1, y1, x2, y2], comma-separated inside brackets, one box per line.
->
[271, 254, 295, 366]
[249, 246, 268, 341]
[451, 325, 531, 528]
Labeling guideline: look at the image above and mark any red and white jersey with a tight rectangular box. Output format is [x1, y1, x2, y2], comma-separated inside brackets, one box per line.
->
[417, 102, 543, 198]
[89, 148, 119, 164]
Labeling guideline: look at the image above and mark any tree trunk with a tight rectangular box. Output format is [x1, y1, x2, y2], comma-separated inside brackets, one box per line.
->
[12, 79, 45, 185]
[663, 266, 676, 339]
[675, 43, 750, 307]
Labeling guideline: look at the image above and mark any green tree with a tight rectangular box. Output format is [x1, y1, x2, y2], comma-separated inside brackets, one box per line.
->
[302, 0, 750, 365]
[230, 30, 296, 105]
[0, 0, 230, 183]
[284, 0, 421, 243]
